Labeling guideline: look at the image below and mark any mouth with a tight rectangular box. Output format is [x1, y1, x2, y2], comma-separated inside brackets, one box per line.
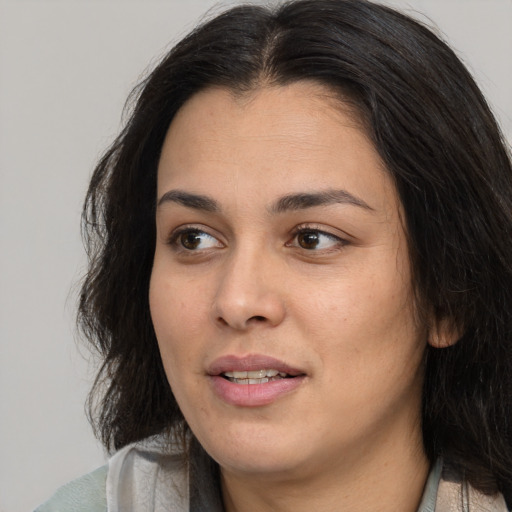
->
[208, 354, 305, 380]
[207, 354, 306, 406]
[221, 369, 295, 385]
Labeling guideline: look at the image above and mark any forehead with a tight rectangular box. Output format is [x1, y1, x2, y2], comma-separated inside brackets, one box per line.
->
[163, 82, 365, 154]
[157, 82, 398, 217]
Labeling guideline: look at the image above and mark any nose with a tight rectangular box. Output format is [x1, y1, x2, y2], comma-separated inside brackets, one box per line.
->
[212, 247, 286, 331]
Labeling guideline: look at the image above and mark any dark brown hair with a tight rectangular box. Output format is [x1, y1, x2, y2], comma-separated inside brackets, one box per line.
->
[80, 0, 512, 503]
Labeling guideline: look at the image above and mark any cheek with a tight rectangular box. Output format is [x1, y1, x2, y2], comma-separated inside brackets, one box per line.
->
[296, 272, 415, 336]
[292, 258, 423, 390]
[149, 271, 205, 410]
[150, 253, 208, 330]
[150, 267, 198, 366]
[149, 256, 223, 398]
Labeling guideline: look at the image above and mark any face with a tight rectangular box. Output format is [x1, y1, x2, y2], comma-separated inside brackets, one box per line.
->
[150, 83, 427, 482]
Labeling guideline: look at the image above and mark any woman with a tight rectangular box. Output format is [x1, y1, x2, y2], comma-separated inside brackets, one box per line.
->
[37, 0, 512, 510]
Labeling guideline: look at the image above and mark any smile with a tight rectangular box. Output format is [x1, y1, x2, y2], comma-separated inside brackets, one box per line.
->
[222, 369, 290, 384]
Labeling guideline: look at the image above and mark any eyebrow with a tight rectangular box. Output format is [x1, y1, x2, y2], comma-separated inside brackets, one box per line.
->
[157, 190, 220, 212]
[157, 188, 373, 214]
[270, 189, 374, 213]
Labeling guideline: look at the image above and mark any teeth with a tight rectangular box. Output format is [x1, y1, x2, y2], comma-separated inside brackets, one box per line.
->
[222, 369, 291, 384]
[231, 377, 272, 384]
[223, 369, 283, 379]
[249, 378, 268, 384]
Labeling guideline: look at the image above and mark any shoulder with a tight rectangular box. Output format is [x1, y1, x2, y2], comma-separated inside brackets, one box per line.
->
[436, 461, 509, 512]
[33, 434, 212, 512]
[34, 465, 108, 512]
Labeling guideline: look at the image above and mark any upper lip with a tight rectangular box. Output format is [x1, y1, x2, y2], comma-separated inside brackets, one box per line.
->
[207, 354, 305, 377]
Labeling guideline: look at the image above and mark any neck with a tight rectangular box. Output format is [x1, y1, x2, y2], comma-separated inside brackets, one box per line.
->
[220, 421, 429, 512]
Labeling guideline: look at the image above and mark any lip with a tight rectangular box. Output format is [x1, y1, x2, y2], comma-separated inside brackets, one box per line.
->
[207, 354, 306, 407]
[208, 354, 304, 376]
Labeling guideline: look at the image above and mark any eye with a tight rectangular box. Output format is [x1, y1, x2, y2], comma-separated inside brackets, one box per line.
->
[290, 228, 345, 251]
[169, 228, 222, 251]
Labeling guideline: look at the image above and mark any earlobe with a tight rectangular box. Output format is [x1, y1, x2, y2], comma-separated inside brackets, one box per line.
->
[428, 316, 461, 348]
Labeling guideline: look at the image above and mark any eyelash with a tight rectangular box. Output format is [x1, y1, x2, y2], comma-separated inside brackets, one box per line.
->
[167, 225, 348, 254]
[167, 226, 223, 253]
[288, 226, 348, 252]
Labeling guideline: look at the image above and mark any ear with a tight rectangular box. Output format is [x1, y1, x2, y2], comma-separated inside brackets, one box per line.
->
[428, 316, 461, 348]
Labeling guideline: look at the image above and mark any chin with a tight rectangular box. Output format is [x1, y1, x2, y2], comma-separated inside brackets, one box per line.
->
[194, 419, 311, 477]
[216, 449, 308, 479]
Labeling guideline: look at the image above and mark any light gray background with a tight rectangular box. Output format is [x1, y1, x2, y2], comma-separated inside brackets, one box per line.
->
[0, 1, 510, 511]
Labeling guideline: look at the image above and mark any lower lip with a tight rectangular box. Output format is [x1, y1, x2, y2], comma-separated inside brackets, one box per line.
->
[209, 375, 305, 407]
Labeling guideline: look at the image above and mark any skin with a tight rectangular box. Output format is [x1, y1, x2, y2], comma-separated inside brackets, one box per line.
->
[150, 82, 436, 512]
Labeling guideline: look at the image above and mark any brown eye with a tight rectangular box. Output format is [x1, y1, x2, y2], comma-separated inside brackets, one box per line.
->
[291, 228, 345, 251]
[297, 231, 321, 250]
[171, 228, 222, 251]
[180, 231, 202, 250]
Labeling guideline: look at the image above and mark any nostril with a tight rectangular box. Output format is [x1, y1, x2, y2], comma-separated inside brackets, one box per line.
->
[215, 315, 266, 328]
[249, 315, 266, 322]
